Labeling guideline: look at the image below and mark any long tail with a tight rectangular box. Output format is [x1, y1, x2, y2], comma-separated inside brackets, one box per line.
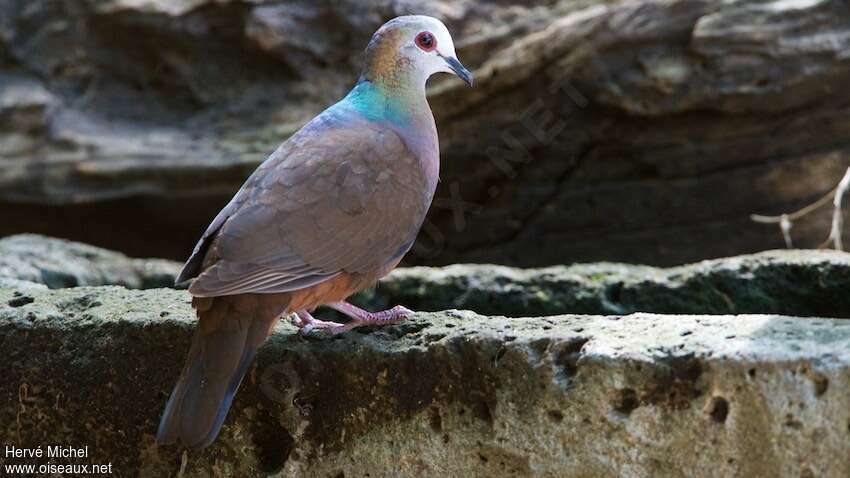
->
[156, 296, 281, 449]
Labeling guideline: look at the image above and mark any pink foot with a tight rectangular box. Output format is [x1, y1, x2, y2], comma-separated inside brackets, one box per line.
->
[290, 310, 351, 335]
[327, 301, 413, 328]
[290, 302, 413, 336]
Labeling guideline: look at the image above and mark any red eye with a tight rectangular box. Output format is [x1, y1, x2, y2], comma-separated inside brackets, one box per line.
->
[415, 31, 437, 52]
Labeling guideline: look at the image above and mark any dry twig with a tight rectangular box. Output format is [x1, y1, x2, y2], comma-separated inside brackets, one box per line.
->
[751, 167, 850, 251]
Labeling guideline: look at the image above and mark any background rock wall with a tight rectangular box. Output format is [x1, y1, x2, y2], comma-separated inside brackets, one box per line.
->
[1, 0, 849, 265]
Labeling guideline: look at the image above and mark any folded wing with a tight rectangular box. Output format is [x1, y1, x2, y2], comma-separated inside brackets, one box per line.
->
[184, 110, 430, 297]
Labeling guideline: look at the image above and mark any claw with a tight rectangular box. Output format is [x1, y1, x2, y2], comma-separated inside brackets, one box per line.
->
[290, 310, 350, 336]
[289, 312, 305, 328]
[390, 305, 414, 317]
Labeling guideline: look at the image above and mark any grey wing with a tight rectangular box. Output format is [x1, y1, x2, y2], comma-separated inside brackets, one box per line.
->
[187, 116, 430, 297]
[175, 197, 242, 285]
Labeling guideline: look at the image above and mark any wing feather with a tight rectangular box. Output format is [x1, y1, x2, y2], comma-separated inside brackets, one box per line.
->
[187, 105, 432, 297]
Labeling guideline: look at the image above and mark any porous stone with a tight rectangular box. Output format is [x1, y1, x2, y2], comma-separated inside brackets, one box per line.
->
[0, 285, 848, 477]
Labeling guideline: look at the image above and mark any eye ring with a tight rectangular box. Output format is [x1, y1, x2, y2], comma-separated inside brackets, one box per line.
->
[415, 31, 437, 52]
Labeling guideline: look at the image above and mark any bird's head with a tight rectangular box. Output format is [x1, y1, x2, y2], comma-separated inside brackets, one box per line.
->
[363, 15, 473, 90]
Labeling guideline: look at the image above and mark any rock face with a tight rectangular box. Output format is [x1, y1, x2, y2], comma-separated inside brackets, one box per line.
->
[4, 235, 847, 320]
[1, 285, 849, 477]
[0, 234, 180, 289]
[1, 0, 849, 265]
[359, 249, 850, 318]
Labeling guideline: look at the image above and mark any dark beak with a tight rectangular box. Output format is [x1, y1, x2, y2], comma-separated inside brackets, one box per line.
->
[443, 56, 474, 87]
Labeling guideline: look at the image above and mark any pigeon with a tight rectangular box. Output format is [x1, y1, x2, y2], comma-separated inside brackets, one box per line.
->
[156, 15, 473, 450]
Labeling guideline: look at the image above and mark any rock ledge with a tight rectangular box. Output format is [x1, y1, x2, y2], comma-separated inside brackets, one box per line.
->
[1, 285, 848, 477]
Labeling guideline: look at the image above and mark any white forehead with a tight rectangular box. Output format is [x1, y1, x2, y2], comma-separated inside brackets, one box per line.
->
[393, 15, 457, 56]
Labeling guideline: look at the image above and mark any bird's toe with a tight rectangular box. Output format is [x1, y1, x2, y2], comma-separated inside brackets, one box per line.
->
[391, 305, 415, 318]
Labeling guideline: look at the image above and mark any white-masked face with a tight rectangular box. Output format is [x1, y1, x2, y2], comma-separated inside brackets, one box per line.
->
[393, 16, 474, 87]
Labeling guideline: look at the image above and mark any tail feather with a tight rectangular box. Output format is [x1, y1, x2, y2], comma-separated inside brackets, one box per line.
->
[157, 296, 281, 449]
